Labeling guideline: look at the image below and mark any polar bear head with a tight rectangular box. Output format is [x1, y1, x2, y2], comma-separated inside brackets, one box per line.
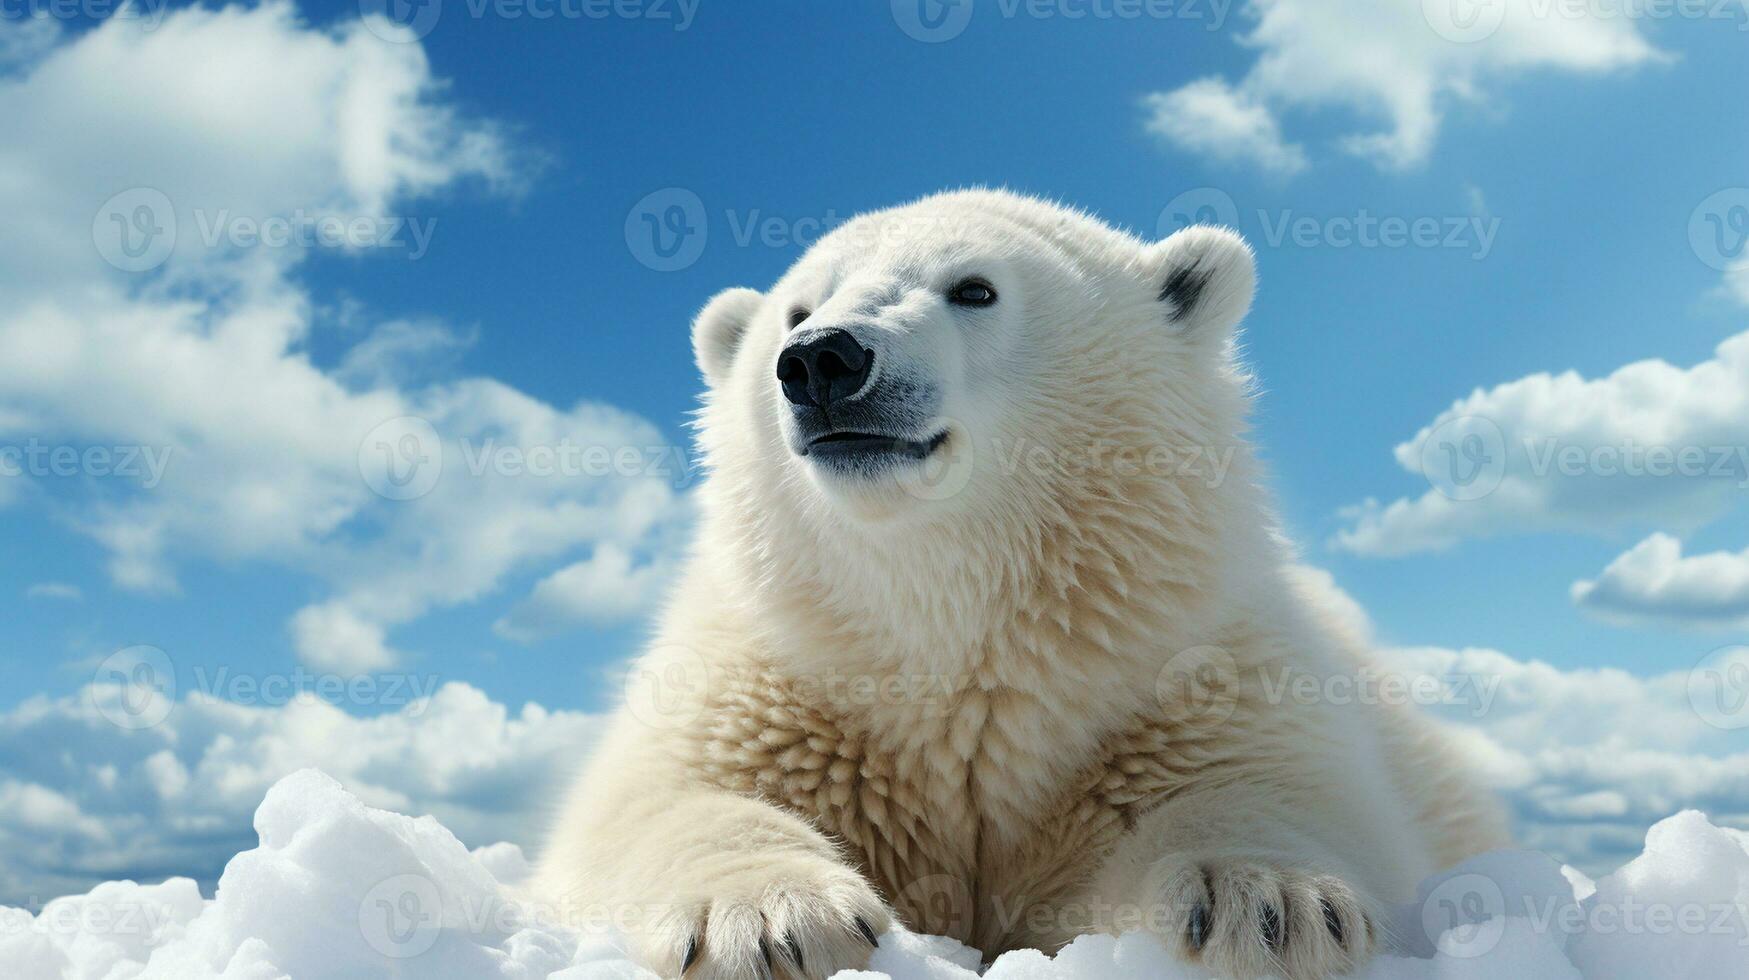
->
[689, 190, 1265, 662]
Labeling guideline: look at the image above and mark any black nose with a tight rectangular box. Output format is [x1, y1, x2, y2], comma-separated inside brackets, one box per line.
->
[776, 329, 873, 408]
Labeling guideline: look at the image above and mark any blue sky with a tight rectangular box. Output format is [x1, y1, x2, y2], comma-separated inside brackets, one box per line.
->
[1, 0, 1747, 900]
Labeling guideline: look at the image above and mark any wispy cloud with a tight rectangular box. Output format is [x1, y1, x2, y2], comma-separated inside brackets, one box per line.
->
[25, 583, 82, 602]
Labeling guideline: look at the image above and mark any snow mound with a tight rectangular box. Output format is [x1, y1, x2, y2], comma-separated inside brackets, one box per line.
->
[3, 771, 1746, 979]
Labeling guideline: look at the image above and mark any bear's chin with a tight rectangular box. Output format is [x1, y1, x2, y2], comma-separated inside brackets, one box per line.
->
[797, 463, 962, 525]
[797, 428, 975, 523]
[803, 466, 930, 522]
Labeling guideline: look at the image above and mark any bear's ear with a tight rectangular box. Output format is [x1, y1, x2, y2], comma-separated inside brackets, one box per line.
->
[1143, 225, 1256, 342]
[692, 287, 764, 386]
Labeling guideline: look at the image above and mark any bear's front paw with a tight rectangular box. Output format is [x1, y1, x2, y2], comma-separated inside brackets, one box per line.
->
[641, 854, 891, 979]
[1142, 856, 1375, 980]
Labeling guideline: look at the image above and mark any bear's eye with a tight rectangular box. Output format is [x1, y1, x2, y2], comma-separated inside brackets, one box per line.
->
[947, 278, 997, 307]
[787, 307, 811, 329]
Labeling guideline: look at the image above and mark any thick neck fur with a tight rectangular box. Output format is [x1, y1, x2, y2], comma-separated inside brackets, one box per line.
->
[691, 353, 1281, 732]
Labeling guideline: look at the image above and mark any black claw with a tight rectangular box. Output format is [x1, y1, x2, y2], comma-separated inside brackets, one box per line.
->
[783, 932, 805, 972]
[1187, 904, 1209, 952]
[680, 934, 701, 974]
[1322, 898, 1345, 949]
[854, 916, 880, 947]
[1261, 904, 1284, 950]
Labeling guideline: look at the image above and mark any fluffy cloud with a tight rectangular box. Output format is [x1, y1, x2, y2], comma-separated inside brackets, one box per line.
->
[1144, 0, 1662, 172]
[1572, 533, 1749, 629]
[1287, 564, 1749, 873]
[494, 543, 677, 643]
[0, 3, 685, 671]
[0, 679, 599, 905]
[1386, 642, 1749, 871]
[4, 578, 1745, 902]
[1333, 329, 1749, 556]
[1140, 77, 1307, 176]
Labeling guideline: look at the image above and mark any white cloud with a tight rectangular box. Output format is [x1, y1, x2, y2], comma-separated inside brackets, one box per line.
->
[0, 14, 60, 72]
[334, 318, 475, 390]
[0, 2, 686, 673]
[1572, 533, 1749, 629]
[1726, 261, 1749, 307]
[24, 583, 82, 601]
[1144, 0, 1662, 172]
[1379, 649, 1748, 872]
[289, 604, 401, 675]
[1141, 77, 1307, 176]
[0, 680, 599, 904]
[4, 573, 1745, 901]
[493, 543, 674, 642]
[1333, 329, 1749, 556]
[0, 781, 109, 843]
[1290, 568, 1749, 872]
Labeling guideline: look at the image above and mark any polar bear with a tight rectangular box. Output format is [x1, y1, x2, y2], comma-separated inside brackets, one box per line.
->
[534, 190, 1509, 979]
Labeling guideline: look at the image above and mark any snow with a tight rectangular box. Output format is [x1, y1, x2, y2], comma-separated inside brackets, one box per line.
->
[3, 771, 1745, 979]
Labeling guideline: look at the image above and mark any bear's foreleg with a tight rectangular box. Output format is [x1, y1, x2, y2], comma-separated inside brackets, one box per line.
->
[541, 777, 891, 979]
[1083, 781, 1386, 980]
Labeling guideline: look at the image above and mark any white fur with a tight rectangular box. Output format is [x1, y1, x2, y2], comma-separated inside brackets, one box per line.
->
[535, 190, 1508, 980]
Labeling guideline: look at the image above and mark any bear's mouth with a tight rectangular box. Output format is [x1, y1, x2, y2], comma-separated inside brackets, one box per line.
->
[801, 429, 949, 462]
